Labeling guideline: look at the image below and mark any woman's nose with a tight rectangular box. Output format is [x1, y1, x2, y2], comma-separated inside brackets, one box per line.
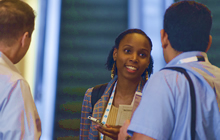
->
[130, 53, 138, 63]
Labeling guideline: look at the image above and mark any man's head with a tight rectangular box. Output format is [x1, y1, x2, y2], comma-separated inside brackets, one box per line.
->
[163, 1, 212, 52]
[0, 0, 35, 63]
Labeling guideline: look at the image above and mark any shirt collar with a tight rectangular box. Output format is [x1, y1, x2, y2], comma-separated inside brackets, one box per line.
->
[166, 51, 208, 67]
[0, 52, 20, 74]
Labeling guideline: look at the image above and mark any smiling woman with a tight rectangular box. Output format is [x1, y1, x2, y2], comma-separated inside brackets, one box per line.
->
[80, 29, 154, 140]
[113, 32, 152, 83]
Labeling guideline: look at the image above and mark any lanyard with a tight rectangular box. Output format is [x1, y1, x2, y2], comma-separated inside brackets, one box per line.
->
[100, 81, 117, 140]
[99, 81, 142, 140]
[177, 56, 205, 64]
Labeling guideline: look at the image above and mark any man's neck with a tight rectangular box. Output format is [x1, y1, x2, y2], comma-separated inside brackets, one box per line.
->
[0, 42, 20, 64]
[166, 45, 183, 64]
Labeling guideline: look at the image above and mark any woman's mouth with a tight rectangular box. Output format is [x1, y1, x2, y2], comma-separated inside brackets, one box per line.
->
[126, 66, 137, 73]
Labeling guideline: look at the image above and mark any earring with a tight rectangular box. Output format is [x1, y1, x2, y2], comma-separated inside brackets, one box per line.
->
[145, 71, 148, 81]
[111, 62, 115, 79]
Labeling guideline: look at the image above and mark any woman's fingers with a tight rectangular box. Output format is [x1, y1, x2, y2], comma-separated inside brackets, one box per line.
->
[95, 124, 121, 140]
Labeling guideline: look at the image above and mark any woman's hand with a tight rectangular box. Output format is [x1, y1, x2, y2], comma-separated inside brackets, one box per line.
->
[95, 124, 121, 140]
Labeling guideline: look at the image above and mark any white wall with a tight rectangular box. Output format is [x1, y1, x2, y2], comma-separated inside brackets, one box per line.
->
[129, 0, 174, 73]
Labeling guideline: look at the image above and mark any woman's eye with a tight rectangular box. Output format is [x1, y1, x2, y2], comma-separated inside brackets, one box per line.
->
[139, 53, 146, 57]
[124, 49, 131, 53]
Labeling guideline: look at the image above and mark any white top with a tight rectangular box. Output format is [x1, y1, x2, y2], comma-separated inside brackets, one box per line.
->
[0, 52, 41, 140]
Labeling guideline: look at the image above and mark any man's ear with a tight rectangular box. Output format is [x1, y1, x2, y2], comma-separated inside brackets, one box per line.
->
[160, 29, 169, 49]
[205, 35, 212, 52]
[113, 48, 118, 61]
[21, 32, 29, 48]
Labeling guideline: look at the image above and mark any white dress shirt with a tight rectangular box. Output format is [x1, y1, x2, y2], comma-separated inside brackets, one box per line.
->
[0, 52, 41, 140]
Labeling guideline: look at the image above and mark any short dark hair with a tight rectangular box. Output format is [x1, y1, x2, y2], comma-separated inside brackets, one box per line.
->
[106, 29, 154, 80]
[164, 1, 212, 52]
[0, 0, 35, 46]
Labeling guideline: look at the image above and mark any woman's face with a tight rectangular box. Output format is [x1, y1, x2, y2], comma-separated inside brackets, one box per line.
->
[113, 33, 151, 81]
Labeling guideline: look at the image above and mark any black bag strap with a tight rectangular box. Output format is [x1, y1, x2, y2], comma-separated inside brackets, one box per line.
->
[162, 67, 196, 140]
[91, 83, 108, 111]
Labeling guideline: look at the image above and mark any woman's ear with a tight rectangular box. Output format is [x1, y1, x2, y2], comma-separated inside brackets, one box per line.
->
[113, 48, 118, 61]
[205, 35, 212, 52]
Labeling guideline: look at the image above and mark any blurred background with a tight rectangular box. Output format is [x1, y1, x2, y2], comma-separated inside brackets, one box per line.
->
[17, 0, 220, 139]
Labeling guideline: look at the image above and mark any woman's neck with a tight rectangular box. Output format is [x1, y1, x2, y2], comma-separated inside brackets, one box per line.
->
[116, 78, 140, 96]
[113, 77, 141, 107]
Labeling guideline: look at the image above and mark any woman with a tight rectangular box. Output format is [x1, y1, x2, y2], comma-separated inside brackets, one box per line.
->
[80, 29, 153, 140]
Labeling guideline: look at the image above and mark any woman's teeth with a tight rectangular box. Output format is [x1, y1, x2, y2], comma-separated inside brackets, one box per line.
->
[126, 66, 137, 71]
